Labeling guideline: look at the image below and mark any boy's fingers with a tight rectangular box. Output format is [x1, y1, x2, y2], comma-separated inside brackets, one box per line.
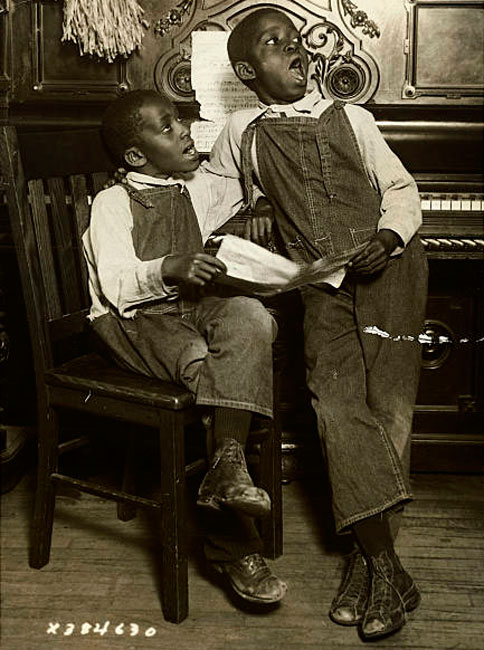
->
[194, 253, 227, 273]
[244, 216, 272, 245]
[193, 259, 226, 280]
[260, 217, 272, 242]
[254, 219, 263, 243]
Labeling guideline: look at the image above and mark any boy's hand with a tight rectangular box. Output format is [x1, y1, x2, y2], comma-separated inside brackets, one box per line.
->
[162, 253, 227, 287]
[348, 229, 401, 277]
[244, 197, 273, 246]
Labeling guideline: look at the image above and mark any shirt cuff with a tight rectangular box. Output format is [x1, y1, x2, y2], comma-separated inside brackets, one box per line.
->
[147, 256, 180, 299]
[250, 186, 265, 210]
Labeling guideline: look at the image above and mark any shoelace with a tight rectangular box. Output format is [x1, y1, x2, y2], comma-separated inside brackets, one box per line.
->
[213, 439, 243, 466]
[368, 557, 407, 618]
[243, 553, 267, 574]
[344, 553, 368, 599]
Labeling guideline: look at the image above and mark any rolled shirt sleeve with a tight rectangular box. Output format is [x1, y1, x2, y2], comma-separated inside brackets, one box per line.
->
[83, 186, 176, 318]
[346, 104, 422, 250]
[208, 113, 266, 210]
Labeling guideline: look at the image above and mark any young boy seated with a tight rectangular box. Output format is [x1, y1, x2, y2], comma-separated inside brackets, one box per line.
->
[208, 8, 428, 640]
[82, 89, 286, 606]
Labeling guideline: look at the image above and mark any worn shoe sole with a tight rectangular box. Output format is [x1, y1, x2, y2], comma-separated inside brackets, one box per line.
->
[197, 486, 271, 518]
[212, 563, 287, 604]
[360, 582, 421, 641]
[329, 606, 365, 627]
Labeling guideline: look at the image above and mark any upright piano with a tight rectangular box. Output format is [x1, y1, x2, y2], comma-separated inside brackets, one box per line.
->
[371, 105, 483, 471]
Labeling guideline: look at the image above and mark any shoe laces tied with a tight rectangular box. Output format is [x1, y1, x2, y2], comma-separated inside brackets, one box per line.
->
[344, 553, 368, 599]
[214, 438, 243, 465]
[243, 553, 267, 574]
[368, 554, 407, 620]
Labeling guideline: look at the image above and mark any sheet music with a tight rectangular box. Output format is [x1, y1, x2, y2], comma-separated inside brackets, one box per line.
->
[191, 31, 258, 152]
[213, 235, 365, 296]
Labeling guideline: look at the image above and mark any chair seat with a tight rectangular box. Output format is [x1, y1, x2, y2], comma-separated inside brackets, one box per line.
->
[45, 353, 196, 410]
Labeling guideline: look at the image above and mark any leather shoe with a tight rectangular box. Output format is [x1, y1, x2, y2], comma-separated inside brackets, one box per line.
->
[212, 553, 287, 604]
[329, 549, 369, 626]
[197, 438, 271, 518]
[360, 550, 421, 640]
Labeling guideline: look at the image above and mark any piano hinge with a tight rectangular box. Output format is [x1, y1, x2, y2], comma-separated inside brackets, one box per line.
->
[404, 39, 409, 54]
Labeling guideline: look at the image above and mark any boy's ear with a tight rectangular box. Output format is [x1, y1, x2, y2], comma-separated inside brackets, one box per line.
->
[124, 146, 147, 168]
[234, 60, 257, 82]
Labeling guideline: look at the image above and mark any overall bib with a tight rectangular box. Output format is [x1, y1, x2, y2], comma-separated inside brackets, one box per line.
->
[91, 183, 276, 419]
[241, 102, 428, 532]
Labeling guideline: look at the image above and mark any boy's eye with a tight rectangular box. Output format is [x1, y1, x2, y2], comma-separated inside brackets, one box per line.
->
[161, 124, 172, 134]
[293, 36, 302, 44]
[265, 36, 278, 45]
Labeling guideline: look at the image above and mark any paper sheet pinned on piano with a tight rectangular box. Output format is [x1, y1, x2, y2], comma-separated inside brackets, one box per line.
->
[190, 31, 259, 153]
[212, 234, 366, 296]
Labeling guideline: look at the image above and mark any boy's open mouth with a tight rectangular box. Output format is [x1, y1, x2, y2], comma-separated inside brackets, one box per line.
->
[182, 140, 199, 159]
[288, 56, 307, 83]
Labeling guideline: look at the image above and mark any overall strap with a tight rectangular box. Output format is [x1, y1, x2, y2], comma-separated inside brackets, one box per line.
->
[117, 181, 186, 209]
[240, 123, 258, 210]
[116, 182, 155, 208]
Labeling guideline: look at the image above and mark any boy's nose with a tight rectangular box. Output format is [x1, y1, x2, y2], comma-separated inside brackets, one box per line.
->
[178, 121, 190, 138]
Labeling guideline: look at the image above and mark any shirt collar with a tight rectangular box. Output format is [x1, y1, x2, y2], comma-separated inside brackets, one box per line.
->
[257, 88, 322, 116]
[126, 170, 187, 191]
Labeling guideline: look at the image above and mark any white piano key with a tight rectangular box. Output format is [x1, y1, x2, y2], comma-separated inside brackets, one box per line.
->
[420, 200, 431, 211]
[461, 199, 471, 210]
[471, 199, 481, 211]
[441, 199, 451, 210]
[451, 199, 462, 210]
[431, 199, 441, 210]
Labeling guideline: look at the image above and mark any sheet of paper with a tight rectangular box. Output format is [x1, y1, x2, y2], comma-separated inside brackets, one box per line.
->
[214, 235, 366, 296]
[191, 31, 258, 152]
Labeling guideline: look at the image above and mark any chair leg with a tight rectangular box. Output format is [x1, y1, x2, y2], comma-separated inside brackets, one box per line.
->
[30, 405, 59, 569]
[158, 410, 189, 624]
[259, 371, 283, 559]
[117, 431, 137, 522]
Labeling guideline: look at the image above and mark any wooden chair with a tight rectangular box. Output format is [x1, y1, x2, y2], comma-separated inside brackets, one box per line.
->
[0, 125, 282, 624]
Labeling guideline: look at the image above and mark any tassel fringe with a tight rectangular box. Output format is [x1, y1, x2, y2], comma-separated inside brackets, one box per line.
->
[62, 0, 149, 62]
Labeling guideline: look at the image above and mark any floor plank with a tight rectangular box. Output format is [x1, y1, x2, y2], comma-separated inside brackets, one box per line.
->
[1, 470, 483, 649]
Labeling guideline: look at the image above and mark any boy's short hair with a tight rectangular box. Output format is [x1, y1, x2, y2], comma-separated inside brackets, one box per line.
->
[227, 8, 291, 83]
[102, 89, 165, 166]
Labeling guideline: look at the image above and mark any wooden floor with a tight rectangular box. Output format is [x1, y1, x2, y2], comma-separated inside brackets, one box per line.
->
[1, 468, 483, 650]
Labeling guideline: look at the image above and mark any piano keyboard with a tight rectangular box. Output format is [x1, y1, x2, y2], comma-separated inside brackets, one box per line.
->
[418, 192, 484, 255]
[420, 193, 484, 212]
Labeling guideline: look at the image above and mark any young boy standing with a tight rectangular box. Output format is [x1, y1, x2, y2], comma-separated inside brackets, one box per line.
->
[82, 89, 287, 606]
[208, 8, 428, 640]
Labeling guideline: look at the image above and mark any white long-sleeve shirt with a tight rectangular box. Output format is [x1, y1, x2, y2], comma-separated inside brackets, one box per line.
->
[83, 163, 245, 319]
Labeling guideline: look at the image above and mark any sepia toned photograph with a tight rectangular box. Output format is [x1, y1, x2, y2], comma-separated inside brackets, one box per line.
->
[1, 1, 483, 648]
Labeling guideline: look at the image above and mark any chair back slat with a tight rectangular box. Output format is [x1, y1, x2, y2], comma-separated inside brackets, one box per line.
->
[91, 172, 109, 194]
[68, 174, 91, 305]
[47, 177, 84, 315]
[28, 179, 63, 320]
[1, 126, 109, 370]
[1, 126, 54, 374]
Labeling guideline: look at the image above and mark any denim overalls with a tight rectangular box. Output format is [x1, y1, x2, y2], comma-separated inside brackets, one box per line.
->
[91, 183, 276, 419]
[241, 101, 428, 533]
